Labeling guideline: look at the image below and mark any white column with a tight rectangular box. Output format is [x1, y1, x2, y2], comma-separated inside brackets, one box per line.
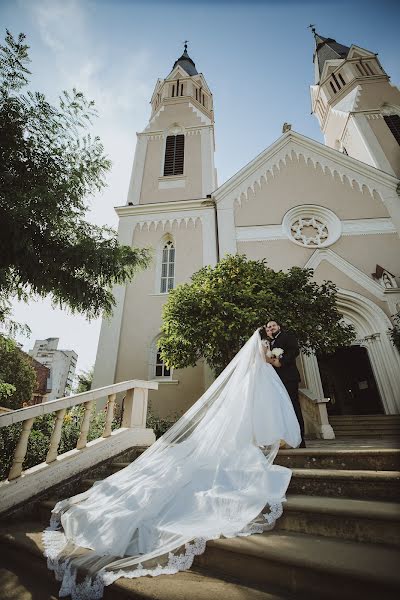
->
[217, 206, 237, 256]
[201, 208, 218, 266]
[92, 216, 136, 391]
[351, 114, 395, 175]
[126, 134, 148, 205]
[201, 126, 215, 197]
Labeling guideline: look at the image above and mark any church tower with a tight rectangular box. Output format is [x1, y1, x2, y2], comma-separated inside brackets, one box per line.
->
[92, 46, 218, 416]
[310, 29, 400, 177]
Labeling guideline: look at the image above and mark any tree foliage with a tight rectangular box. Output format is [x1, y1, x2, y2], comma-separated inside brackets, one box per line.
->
[0, 334, 36, 409]
[0, 30, 150, 320]
[389, 312, 400, 353]
[160, 254, 356, 375]
[75, 367, 93, 393]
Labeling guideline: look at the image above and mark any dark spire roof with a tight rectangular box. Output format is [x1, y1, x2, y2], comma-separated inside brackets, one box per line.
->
[172, 42, 198, 76]
[312, 30, 350, 78]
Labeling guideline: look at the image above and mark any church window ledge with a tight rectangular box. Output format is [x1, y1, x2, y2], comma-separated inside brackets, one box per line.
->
[155, 379, 179, 385]
[158, 175, 186, 190]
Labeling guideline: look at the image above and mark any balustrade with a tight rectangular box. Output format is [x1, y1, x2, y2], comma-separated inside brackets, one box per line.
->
[0, 380, 158, 483]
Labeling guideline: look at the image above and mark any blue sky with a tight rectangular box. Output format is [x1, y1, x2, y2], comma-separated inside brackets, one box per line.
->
[2, 0, 400, 376]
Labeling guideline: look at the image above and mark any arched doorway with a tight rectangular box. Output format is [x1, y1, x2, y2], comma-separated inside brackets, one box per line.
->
[317, 345, 384, 415]
[301, 289, 400, 415]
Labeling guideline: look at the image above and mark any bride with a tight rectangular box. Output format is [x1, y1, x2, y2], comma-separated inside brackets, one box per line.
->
[44, 328, 301, 599]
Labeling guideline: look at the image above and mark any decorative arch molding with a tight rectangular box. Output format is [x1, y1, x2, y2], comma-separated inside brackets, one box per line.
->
[302, 289, 400, 414]
[336, 289, 400, 413]
[134, 216, 202, 232]
[304, 248, 385, 301]
[213, 133, 399, 234]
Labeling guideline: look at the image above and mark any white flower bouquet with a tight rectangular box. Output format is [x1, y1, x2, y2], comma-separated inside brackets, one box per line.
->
[266, 347, 284, 359]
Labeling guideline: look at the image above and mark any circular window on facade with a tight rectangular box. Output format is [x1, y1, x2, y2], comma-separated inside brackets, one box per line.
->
[282, 205, 341, 248]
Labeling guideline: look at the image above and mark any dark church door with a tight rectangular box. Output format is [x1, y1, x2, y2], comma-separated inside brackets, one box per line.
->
[317, 345, 384, 415]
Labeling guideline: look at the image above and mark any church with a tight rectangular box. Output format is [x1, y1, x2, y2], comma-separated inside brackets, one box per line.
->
[92, 32, 400, 425]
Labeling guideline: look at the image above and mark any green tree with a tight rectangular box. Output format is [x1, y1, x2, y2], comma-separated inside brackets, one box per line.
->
[389, 312, 400, 353]
[75, 367, 94, 393]
[160, 254, 356, 375]
[0, 334, 36, 409]
[0, 30, 150, 320]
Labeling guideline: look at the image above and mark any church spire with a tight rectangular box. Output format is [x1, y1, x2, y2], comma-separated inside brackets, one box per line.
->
[172, 42, 198, 76]
[309, 26, 350, 83]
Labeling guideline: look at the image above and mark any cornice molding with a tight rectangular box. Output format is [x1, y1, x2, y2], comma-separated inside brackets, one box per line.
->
[213, 131, 399, 210]
[116, 198, 210, 218]
[304, 248, 385, 300]
[236, 217, 396, 242]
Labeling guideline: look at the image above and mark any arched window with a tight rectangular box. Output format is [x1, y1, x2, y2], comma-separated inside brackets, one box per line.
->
[149, 336, 172, 380]
[163, 134, 185, 176]
[160, 240, 175, 293]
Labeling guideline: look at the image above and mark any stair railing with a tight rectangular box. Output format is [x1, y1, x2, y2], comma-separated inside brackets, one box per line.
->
[0, 380, 158, 515]
[299, 388, 335, 439]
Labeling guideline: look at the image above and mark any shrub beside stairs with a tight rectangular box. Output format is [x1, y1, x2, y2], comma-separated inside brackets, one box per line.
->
[1, 443, 400, 600]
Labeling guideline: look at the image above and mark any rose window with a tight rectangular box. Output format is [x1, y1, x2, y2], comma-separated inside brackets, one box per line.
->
[290, 216, 329, 247]
[282, 205, 341, 248]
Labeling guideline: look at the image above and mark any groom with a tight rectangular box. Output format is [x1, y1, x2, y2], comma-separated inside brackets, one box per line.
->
[264, 320, 306, 448]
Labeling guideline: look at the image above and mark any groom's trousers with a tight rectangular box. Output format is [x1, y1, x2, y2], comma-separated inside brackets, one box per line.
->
[285, 381, 306, 446]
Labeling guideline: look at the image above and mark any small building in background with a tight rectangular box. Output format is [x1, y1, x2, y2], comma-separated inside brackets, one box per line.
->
[29, 338, 78, 400]
[29, 358, 51, 405]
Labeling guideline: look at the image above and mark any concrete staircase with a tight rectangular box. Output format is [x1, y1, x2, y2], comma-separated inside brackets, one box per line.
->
[329, 414, 400, 438]
[1, 445, 400, 599]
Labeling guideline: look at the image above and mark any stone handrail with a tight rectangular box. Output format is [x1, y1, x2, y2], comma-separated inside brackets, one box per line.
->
[299, 388, 335, 440]
[0, 380, 158, 516]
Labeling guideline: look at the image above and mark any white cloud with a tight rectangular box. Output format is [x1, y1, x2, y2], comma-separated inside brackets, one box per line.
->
[11, 0, 156, 375]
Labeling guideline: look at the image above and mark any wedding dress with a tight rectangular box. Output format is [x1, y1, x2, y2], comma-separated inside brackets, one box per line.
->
[43, 330, 301, 600]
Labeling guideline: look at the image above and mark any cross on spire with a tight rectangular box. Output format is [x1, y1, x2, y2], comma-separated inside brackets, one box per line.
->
[183, 40, 189, 53]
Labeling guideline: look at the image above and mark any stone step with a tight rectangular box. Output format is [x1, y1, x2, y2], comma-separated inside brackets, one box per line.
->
[38, 493, 400, 548]
[288, 468, 400, 500]
[276, 448, 400, 471]
[329, 415, 400, 421]
[334, 429, 400, 442]
[78, 467, 400, 505]
[0, 522, 293, 600]
[277, 495, 400, 547]
[194, 530, 400, 600]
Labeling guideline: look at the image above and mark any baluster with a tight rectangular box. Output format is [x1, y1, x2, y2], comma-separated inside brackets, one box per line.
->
[76, 401, 94, 449]
[46, 408, 66, 463]
[102, 393, 116, 438]
[8, 417, 35, 480]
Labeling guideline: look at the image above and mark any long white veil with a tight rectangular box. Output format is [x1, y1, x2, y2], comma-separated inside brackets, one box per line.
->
[43, 330, 301, 600]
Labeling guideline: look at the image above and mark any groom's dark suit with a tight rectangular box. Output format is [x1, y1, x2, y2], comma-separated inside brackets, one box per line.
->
[270, 330, 306, 447]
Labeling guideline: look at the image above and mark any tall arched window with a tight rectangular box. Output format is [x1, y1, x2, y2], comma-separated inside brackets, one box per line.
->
[163, 134, 184, 176]
[160, 240, 175, 293]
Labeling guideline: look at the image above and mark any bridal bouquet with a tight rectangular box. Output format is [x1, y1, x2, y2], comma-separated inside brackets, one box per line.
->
[261, 340, 284, 360]
[267, 347, 284, 359]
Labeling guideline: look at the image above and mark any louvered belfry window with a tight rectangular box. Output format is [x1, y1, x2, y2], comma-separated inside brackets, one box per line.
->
[384, 115, 400, 146]
[160, 240, 175, 293]
[163, 134, 184, 176]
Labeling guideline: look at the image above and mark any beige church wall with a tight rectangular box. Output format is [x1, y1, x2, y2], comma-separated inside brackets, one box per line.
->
[115, 220, 205, 417]
[140, 133, 203, 204]
[234, 155, 389, 227]
[237, 240, 313, 271]
[147, 101, 205, 133]
[148, 362, 205, 419]
[331, 234, 400, 285]
[367, 117, 400, 176]
[356, 81, 400, 112]
[312, 261, 389, 316]
[343, 118, 375, 167]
